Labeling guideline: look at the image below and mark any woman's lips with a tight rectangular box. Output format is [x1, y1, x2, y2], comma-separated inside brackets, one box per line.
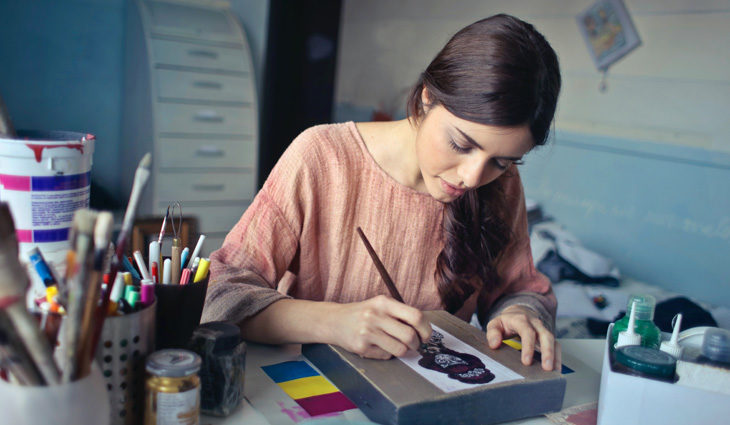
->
[440, 178, 466, 197]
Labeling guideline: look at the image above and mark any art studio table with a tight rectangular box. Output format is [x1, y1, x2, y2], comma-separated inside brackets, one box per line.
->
[202, 338, 605, 425]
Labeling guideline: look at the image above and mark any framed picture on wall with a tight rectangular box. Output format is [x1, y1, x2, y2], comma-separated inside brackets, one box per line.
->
[576, 0, 641, 71]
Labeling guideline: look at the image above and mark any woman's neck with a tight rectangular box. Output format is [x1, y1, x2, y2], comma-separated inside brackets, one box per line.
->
[357, 119, 425, 193]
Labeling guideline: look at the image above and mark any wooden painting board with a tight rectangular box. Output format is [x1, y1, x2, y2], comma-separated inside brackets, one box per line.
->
[303, 310, 566, 425]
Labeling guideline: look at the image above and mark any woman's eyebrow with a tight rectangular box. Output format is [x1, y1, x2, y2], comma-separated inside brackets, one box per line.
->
[455, 127, 524, 160]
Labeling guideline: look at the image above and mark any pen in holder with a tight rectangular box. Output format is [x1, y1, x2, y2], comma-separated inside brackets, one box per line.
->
[154, 277, 209, 350]
[95, 300, 156, 425]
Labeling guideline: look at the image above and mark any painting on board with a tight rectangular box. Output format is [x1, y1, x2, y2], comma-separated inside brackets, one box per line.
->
[576, 0, 641, 71]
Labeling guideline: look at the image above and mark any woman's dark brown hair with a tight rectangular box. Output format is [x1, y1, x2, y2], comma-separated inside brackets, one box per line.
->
[407, 14, 561, 315]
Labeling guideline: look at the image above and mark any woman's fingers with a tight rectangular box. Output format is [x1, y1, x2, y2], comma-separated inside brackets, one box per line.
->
[533, 317, 555, 371]
[485, 318, 506, 348]
[341, 295, 432, 359]
[374, 295, 433, 343]
[485, 305, 559, 371]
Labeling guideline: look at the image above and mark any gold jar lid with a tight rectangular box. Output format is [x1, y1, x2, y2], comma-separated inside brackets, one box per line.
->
[146, 349, 201, 378]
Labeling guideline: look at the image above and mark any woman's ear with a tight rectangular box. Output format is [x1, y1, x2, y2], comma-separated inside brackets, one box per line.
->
[421, 86, 432, 112]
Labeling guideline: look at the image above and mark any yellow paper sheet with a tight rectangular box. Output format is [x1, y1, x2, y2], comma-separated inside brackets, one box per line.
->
[276, 375, 339, 399]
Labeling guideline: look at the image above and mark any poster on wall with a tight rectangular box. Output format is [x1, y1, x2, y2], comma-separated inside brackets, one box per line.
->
[576, 0, 641, 71]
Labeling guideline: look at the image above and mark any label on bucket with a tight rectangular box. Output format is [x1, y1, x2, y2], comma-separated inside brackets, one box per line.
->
[0, 171, 90, 246]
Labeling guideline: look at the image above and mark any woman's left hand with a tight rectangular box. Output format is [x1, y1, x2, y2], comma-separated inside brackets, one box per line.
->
[485, 304, 561, 371]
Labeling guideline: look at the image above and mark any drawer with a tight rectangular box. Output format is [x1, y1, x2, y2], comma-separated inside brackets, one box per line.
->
[157, 103, 254, 135]
[151, 39, 249, 71]
[145, 1, 241, 44]
[155, 69, 253, 103]
[157, 138, 256, 169]
[156, 172, 256, 202]
[161, 203, 249, 234]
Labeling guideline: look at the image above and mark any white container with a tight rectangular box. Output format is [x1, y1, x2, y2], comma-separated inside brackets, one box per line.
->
[0, 130, 94, 291]
[597, 324, 730, 424]
[0, 364, 110, 425]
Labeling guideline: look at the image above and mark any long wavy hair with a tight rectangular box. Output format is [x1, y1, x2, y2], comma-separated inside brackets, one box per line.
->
[407, 14, 561, 313]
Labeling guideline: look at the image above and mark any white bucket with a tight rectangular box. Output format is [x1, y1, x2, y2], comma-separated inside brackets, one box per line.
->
[0, 130, 95, 292]
[0, 363, 111, 425]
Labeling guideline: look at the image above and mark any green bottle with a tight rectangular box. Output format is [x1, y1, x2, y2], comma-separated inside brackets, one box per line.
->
[611, 294, 662, 350]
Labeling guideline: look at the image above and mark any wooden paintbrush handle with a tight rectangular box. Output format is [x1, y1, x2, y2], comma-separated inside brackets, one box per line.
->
[356, 227, 404, 303]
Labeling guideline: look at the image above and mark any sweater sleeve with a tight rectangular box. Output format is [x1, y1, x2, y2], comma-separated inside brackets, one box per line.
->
[200, 129, 317, 325]
[479, 167, 557, 332]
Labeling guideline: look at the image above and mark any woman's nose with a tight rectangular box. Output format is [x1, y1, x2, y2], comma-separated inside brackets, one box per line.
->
[459, 157, 488, 188]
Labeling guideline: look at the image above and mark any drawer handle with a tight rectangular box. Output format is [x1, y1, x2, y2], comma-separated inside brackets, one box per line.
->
[192, 184, 225, 191]
[193, 80, 223, 90]
[196, 146, 224, 157]
[194, 110, 224, 123]
[187, 49, 218, 59]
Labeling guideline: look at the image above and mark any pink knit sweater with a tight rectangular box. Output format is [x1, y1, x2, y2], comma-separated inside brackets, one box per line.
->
[201, 122, 556, 329]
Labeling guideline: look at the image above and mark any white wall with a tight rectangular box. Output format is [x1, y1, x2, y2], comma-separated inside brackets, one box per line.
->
[335, 0, 730, 153]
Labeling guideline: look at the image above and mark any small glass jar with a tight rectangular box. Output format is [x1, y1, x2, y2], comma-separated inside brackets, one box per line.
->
[189, 321, 246, 416]
[611, 294, 662, 350]
[144, 349, 201, 425]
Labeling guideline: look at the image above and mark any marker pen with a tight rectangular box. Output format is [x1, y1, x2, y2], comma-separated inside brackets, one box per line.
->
[123, 255, 142, 280]
[133, 250, 152, 281]
[194, 258, 210, 283]
[148, 241, 160, 282]
[188, 235, 206, 270]
[162, 258, 172, 285]
[180, 247, 190, 270]
[151, 262, 159, 284]
[140, 279, 155, 307]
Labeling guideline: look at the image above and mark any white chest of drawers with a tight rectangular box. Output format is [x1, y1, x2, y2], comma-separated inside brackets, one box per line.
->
[122, 0, 258, 256]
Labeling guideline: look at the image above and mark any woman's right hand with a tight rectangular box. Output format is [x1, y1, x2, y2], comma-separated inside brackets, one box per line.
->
[327, 295, 433, 359]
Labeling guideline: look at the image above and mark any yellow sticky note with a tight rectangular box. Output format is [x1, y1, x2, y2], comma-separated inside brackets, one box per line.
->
[277, 375, 339, 399]
[502, 338, 522, 351]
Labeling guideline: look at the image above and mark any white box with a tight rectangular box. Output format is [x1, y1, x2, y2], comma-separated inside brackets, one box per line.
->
[597, 324, 730, 425]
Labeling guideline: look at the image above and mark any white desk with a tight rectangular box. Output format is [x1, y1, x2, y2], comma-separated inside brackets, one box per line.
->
[203, 339, 605, 425]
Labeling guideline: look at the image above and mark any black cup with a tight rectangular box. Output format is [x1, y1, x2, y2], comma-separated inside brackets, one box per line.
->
[154, 277, 209, 349]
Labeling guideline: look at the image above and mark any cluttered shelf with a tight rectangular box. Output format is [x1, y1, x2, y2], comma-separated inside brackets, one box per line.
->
[526, 200, 730, 340]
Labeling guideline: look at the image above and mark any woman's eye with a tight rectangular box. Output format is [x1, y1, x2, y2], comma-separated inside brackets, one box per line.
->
[493, 159, 509, 170]
[448, 140, 470, 153]
[493, 159, 524, 170]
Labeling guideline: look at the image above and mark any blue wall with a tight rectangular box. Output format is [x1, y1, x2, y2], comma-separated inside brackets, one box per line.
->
[521, 132, 730, 308]
[0, 0, 125, 197]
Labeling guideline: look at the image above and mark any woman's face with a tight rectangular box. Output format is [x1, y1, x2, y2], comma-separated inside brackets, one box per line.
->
[415, 103, 535, 203]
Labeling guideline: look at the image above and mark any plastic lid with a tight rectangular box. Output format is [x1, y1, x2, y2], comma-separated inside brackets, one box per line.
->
[660, 340, 683, 359]
[191, 321, 242, 352]
[146, 349, 202, 377]
[660, 313, 683, 359]
[616, 300, 641, 348]
[625, 294, 656, 320]
[701, 328, 730, 364]
[615, 345, 676, 379]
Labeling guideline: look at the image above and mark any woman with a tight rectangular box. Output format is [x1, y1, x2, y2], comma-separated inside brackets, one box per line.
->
[201, 14, 562, 370]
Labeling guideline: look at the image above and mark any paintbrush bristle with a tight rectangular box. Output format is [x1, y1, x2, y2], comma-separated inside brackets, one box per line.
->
[93, 212, 114, 249]
[72, 209, 98, 237]
[138, 152, 152, 170]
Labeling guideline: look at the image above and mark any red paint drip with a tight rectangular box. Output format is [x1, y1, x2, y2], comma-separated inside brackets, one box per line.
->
[25, 143, 85, 162]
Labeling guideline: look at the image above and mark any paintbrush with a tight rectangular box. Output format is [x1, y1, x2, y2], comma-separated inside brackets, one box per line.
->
[356, 227, 428, 354]
[61, 209, 97, 382]
[76, 211, 113, 377]
[90, 153, 152, 356]
[0, 92, 16, 138]
[0, 311, 44, 385]
[0, 203, 59, 384]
